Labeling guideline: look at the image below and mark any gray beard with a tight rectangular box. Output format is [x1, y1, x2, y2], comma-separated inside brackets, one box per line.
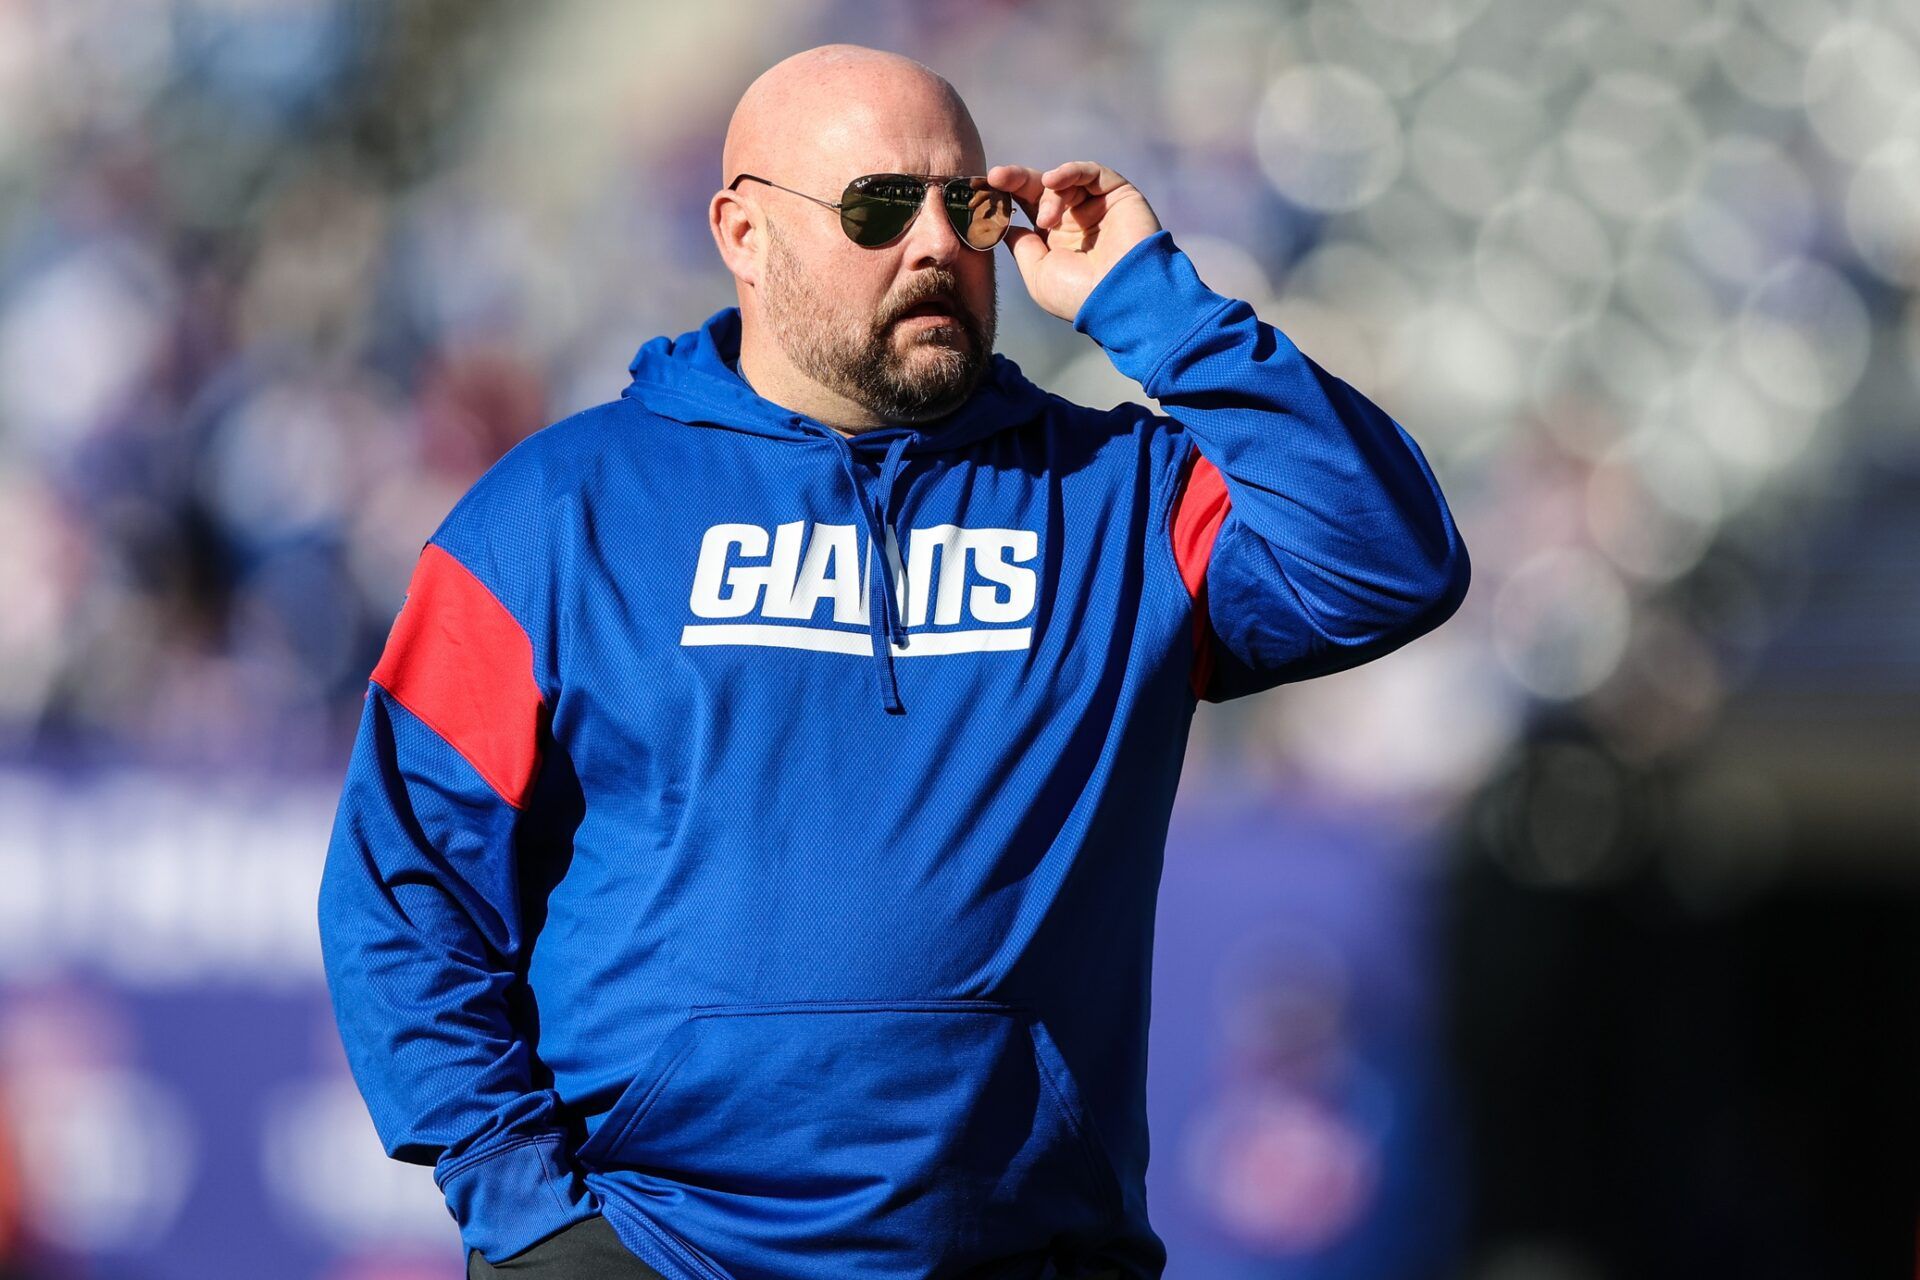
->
[762, 224, 997, 427]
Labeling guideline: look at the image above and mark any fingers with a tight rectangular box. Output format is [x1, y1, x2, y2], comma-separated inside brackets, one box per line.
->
[987, 164, 1045, 224]
[990, 162, 1133, 229]
[1003, 224, 1048, 277]
[1038, 162, 1130, 229]
[1052, 189, 1115, 233]
[1041, 161, 1128, 195]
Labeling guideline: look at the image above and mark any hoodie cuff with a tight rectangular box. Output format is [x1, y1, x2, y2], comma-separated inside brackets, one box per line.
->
[434, 1132, 600, 1263]
[1072, 229, 1239, 397]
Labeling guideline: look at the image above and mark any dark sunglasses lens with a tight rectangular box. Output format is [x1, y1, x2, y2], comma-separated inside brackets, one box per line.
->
[840, 175, 923, 246]
[947, 178, 1012, 250]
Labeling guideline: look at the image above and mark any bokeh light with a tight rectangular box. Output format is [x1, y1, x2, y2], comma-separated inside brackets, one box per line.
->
[1, 1, 1916, 1275]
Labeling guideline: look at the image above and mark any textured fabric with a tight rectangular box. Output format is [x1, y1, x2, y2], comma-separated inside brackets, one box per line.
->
[317, 230, 1470, 1279]
[371, 543, 548, 809]
[1166, 450, 1230, 697]
[468, 1214, 667, 1278]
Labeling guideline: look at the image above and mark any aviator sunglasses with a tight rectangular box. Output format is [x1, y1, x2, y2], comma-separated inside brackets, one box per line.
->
[727, 171, 1015, 250]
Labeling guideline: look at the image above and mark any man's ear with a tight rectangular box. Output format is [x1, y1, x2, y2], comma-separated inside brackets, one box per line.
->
[711, 190, 762, 288]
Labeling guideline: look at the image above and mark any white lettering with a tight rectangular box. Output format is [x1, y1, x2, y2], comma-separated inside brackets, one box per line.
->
[766, 522, 859, 621]
[683, 520, 1041, 652]
[0, 770, 332, 987]
[765, 520, 806, 616]
[905, 524, 966, 627]
[688, 523, 770, 618]
[967, 529, 1039, 623]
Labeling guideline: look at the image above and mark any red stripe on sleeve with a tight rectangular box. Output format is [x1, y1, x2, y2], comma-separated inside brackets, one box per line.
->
[1169, 447, 1232, 699]
[1171, 450, 1232, 600]
[370, 543, 547, 809]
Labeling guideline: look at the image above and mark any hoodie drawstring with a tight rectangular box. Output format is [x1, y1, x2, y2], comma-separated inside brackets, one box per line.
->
[627, 311, 1050, 712]
[827, 431, 914, 713]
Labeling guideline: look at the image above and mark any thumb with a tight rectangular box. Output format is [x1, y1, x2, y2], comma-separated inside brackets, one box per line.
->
[1004, 225, 1048, 287]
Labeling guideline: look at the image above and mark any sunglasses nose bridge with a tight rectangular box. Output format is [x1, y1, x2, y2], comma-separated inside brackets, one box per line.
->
[897, 178, 966, 257]
[839, 175, 1002, 251]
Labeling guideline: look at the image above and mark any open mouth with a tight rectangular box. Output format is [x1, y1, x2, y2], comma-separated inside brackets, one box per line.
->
[896, 299, 959, 324]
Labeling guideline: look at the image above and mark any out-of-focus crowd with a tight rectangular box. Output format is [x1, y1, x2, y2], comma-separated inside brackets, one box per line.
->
[4, 0, 1917, 801]
[2, 4, 1917, 1278]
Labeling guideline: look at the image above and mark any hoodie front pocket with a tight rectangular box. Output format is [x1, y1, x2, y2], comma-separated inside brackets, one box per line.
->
[574, 999, 1122, 1278]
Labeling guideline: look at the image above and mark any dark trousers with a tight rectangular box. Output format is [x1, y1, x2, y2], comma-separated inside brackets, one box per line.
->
[467, 1215, 666, 1278]
[467, 1214, 1128, 1278]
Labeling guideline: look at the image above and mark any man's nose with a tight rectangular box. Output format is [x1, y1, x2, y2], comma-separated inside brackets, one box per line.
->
[903, 181, 964, 268]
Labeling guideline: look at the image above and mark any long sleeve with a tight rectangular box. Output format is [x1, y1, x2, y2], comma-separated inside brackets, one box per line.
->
[1074, 230, 1470, 702]
[317, 447, 598, 1262]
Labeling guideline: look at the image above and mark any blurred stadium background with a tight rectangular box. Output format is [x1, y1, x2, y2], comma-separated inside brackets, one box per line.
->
[1, 1, 1916, 1277]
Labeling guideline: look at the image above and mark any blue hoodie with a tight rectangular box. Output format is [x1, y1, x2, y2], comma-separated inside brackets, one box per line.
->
[317, 230, 1469, 1280]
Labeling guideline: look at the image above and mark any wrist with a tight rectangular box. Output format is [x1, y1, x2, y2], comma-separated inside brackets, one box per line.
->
[1071, 230, 1237, 394]
[438, 1132, 600, 1263]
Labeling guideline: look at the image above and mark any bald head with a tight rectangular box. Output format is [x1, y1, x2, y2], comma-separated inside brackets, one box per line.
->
[721, 44, 984, 193]
[710, 44, 998, 432]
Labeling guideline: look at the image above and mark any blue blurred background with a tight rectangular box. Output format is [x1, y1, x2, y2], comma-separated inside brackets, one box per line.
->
[1, 1, 1916, 1277]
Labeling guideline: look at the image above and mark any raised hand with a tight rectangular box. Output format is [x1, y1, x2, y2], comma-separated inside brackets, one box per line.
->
[987, 162, 1163, 323]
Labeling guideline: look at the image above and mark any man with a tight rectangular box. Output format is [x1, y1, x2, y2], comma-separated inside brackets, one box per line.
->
[317, 43, 1469, 1280]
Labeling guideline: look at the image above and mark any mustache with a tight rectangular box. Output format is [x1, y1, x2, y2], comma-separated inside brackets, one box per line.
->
[880, 272, 971, 327]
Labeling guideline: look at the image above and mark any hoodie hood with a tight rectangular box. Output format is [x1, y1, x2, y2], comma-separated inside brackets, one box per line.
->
[621, 306, 1051, 714]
